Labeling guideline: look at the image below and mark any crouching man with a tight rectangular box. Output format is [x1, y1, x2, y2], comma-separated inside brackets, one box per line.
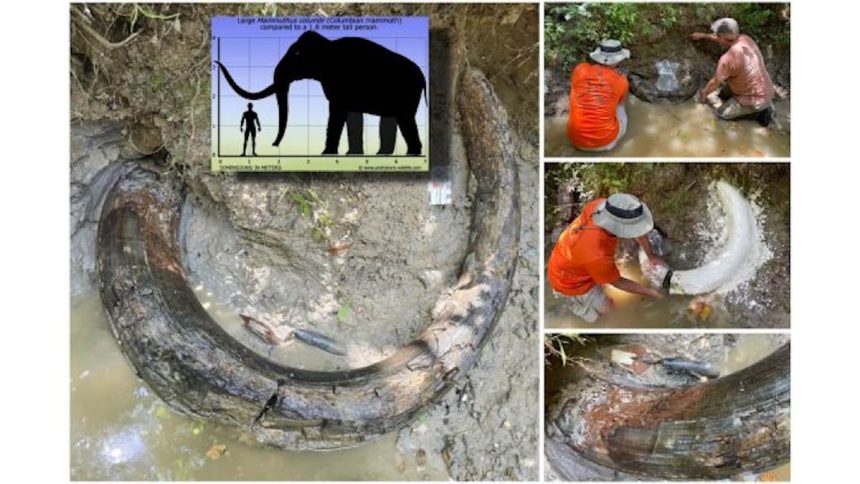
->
[548, 193, 664, 323]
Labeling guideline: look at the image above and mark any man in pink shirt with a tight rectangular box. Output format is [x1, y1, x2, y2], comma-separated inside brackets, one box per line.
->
[691, 18, 775, 126]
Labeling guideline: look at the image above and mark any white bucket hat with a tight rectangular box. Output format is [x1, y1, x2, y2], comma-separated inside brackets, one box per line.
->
[589, 39, 631, 66]
[592, 193, 653, 238]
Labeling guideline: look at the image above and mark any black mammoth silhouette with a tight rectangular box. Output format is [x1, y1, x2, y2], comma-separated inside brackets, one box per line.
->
[217, 31, 426, 155]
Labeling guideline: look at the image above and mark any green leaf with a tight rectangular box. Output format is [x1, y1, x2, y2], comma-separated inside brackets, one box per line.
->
[154, 404, 170, 419]
[291, 192, 311, 217]
[336, 302, 352, 324]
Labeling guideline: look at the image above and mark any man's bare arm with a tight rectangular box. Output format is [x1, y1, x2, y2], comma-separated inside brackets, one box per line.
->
[689, 32, 718, 43]
[699, 76, 722, 102]
[240, 115, 245, 131]
[611, 277, 663, 298]
[255, 115, 262, 131]
[636, 234, 667, 266]
[635, 234, 656, 258]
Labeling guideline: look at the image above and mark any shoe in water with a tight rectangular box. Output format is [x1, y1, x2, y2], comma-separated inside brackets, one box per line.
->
[756, 106, 774, 127]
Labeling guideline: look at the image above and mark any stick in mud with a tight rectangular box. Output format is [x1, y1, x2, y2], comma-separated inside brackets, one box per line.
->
[240, 314, 347, 356]
[293, 329, 347, 356]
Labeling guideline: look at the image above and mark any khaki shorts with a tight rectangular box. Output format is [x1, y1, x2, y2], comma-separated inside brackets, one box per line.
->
[553, 285, 610, 323]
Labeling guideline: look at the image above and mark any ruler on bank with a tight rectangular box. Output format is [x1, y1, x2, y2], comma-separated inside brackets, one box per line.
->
[428, 165, 452, 205]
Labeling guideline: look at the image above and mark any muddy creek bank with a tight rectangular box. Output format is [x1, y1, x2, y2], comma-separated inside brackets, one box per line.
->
[71, 3, 539, 480]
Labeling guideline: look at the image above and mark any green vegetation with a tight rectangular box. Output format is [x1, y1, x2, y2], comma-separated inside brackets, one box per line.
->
[285, 189, 320, 218]
[545, 3, 790, 73]
[545, 163, 789, 251]
[576, 163, 657, 195]
[121, 4, 180, 31]
[544, 333, 590, 367]
[282, 188, 337, 243]
[544, 163, 658, 230]
[543, 163, 576, 230]
[336, 301, 352, 324]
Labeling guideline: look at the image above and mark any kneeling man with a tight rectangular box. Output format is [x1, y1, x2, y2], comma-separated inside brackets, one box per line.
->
[691, 18, 776, 126]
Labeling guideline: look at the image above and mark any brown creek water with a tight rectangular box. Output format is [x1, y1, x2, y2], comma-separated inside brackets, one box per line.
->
[70, 293, 449, 480]
[545, 257, 738, 329]
[544, 96, 790, 158]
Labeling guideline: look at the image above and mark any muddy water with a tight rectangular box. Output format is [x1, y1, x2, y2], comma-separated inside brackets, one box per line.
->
[545, 257, 736, 329]
[544, 96, 790, 158]
[190, 284, 385, 371]
[70, 293, 448, 480]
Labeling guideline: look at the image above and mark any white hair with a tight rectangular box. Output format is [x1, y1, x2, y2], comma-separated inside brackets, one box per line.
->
[711, 17, 740, 36]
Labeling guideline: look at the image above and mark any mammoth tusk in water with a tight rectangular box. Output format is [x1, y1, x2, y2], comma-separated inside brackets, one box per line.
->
[641, 180, 764, 295]
[546, 343, 790, 480]
[96, 68, 520, 450]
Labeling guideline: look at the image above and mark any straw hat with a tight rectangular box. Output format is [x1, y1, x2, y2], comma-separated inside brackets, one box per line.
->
[589, 39, 631, 66]
[593, 193, 653, 238]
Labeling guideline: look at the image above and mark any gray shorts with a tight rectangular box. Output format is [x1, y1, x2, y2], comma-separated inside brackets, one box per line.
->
[707, 92, 769, 120]
[553, 285, 610, 323]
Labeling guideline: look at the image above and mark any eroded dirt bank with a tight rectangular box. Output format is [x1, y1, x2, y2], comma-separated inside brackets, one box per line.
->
[71, 3, 539, 480]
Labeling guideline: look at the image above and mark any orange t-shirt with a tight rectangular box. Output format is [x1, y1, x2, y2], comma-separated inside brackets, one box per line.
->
[715, 35, 774, 108]
[566, 63, 629, 149]
[547, 199, 620, 296]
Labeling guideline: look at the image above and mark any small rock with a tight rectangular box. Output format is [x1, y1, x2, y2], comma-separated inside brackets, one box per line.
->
[395, 454, 407, 473]
[205, 443, 227, 460]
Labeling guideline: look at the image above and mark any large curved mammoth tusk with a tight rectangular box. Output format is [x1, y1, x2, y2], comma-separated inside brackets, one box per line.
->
[96, 68, 520, 450]
[546, 343, 790, 480]
[641, 180, 762, 295]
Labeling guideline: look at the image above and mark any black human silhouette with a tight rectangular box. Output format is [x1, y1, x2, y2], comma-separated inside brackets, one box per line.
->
[217, 31, 425, 155]
[240, 103, 262, 156]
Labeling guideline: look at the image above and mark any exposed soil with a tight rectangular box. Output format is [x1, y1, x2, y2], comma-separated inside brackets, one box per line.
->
[71, 3, 538, 480]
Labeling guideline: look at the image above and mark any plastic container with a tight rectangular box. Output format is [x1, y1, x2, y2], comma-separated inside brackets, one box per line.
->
[655, 59, 680, 92]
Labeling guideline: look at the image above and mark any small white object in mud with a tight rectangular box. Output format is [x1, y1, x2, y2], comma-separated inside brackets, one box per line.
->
[610, 349, 637, 365]
[640, 180, 773, 296]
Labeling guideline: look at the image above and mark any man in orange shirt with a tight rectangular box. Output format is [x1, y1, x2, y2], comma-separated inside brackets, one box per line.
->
[548, 193, 664, 323]
[567, 40, 630, 152]
[691, 18, 775, 126]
